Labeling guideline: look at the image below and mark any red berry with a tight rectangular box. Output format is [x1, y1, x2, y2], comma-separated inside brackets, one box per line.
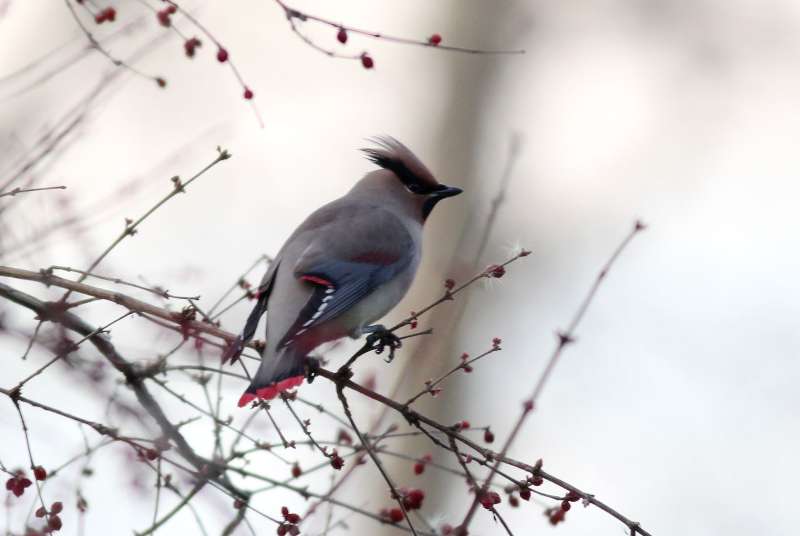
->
[243, 87, 254, 100]
[509, 495, 519, 507]
[166, 5, 177, 14]
[389, 508, 404, 523]
[428, 33, 442, 45]
[413, 462, 425, 475]
[519, 489, 531, 501]
[445, 278, 455, 290]
[483, 429, 494, 443]
[337, 27, 348, 44]
[48, 514, 63, 531]
[217, 47, 229, 63]
[361, 53, 374, 69]
[561, 500, 571, 511]
[531, 476, 544, 486]
[291, 464, 301, 478]
[36, 506, 47, 518]
[33, 466, 47, 481]
[277, 525, 287, 536]
[548, 508, 566, 525]
[403, 488, 425, 510]
[285, 513, 300, 524]
[51, 501, 63, 514]
[157, 9, 171, 27]
[478, 491, 501, 510]
[184, 37, 202, 58]
[155, 77, 167, 88]
[457, 420, 470, 430]
[487, 264, 506, 278]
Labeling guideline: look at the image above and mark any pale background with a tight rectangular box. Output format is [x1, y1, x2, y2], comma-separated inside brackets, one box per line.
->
[1, 1, 799, 535]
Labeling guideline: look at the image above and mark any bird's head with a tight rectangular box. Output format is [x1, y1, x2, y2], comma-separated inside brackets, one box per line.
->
[361, 136, 462, 221]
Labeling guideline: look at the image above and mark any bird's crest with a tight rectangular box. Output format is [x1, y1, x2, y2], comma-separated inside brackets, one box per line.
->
[362, 136, 438, 189]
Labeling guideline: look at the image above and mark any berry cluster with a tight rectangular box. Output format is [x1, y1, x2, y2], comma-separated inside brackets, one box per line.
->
[5, 472, 32, 497]
[277, 506, 301, 535]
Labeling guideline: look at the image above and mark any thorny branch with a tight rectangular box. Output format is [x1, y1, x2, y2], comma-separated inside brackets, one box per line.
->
[456, 220, 647, 534]
[0, 221, 652, 536]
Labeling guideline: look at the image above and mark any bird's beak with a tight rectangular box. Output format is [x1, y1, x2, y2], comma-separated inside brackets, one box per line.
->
[434, 185, 463, 199]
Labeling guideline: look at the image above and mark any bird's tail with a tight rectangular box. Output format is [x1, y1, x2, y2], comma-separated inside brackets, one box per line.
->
[237, 347, 306, 407]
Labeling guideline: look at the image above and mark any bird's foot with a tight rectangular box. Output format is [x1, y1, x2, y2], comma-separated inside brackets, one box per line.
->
[363, 324, 402, 363]
[335, 365, 354, 383]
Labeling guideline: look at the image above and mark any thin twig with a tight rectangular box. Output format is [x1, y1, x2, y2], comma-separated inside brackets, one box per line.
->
[335, 379, 419, 536]
[457, 220, 647, 533]
[0, 185, 66, 198]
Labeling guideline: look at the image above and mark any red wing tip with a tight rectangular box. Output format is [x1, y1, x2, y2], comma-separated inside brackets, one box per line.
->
[238, 376, 305, 408]
[300, 275, 332, 286]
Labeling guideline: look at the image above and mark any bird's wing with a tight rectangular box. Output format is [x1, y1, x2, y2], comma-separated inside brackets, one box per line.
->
[221, 257, 281, 364]
[276, 207, 415, 349]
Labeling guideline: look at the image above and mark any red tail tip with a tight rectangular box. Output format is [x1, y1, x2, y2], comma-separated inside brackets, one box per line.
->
[237, 376, 305, 408]
[237, 393, 256, 407]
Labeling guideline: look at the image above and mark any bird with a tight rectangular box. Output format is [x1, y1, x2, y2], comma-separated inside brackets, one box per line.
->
[224, 137, 463, 408]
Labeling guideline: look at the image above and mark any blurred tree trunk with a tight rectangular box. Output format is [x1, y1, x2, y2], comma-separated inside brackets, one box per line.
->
[369, 2, 528, 533]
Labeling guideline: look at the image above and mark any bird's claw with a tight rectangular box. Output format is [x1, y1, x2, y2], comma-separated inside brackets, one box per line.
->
[366, 328, 402, 363]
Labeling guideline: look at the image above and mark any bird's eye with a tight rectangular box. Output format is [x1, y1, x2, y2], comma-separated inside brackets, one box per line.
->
[407, 183, 425, 194]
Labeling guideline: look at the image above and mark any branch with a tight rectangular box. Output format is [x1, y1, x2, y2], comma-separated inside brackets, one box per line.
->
[0, 254, 652, 535]
[0, 185, 66, 199]
[0, 281, 247, 502]
[335, 375, 419, 536]
[0, 266, 241, 346]
[457, 220, 647, 534]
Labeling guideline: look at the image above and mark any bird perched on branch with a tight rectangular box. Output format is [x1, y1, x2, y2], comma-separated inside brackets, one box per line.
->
[224, 137, 462, 407]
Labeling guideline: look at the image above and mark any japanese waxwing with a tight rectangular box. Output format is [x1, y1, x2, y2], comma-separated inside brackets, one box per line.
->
[225, 137, 462, 407]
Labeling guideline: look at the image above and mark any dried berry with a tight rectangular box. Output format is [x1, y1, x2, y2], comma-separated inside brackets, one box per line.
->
[33, 466, 47, 481]
[478, 491, 501, 510]
[184, 37, 202, 58]
[361, 53, 374, 69]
